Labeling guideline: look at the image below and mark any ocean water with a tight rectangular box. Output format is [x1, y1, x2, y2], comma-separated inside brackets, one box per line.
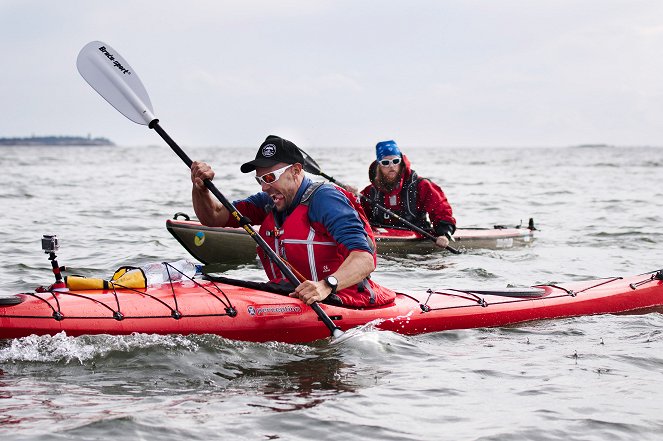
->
[0, 144, 662, 440]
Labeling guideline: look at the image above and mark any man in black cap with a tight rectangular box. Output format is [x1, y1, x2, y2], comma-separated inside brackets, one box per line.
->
[191, 135, 396, 308]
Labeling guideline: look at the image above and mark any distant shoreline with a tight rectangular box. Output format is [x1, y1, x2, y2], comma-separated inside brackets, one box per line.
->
[0, 136, 114, 146]
[571, 143, 613, 149]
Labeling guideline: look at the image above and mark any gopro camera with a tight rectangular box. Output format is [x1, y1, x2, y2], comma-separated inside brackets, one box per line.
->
[41, 234, 59, 254]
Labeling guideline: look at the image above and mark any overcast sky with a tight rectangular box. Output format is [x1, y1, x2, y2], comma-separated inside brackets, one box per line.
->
[2, 1, 663, 148]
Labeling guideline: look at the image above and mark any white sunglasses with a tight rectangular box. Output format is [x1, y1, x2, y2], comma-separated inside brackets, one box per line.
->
[379, 157, 402, 167]
[255, 164, 292, 186]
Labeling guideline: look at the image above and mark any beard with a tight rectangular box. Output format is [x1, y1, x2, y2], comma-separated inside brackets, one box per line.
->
[377, 167, 403, 192]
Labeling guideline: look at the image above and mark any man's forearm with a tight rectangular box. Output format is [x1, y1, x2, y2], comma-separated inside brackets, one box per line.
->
[331, 250, 375, 290]
[192, 187, 229, 226]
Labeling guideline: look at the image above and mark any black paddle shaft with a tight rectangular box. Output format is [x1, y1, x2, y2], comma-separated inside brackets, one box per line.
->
[148, 120, 342, 337]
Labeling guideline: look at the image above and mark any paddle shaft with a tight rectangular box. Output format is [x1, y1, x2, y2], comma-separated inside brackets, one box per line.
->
[317, 171, 460, 254]
[149, 120, 342, 337]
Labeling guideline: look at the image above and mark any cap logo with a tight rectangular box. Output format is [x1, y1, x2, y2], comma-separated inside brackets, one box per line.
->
[262, 144, 276, 157]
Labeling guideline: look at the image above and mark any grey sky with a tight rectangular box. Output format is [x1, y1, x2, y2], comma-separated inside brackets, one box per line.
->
[2, 1, 663, 148]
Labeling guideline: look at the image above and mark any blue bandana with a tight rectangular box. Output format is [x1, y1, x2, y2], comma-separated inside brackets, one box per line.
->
[375, 140, 401, 161]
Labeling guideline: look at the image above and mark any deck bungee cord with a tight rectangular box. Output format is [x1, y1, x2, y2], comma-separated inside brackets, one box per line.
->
[629, 270, 663, 289]
[420, 276, 625, 311]
[415, 271, 661, 315]
[8, 262, 237, 323]
[13, 268, 661, 323]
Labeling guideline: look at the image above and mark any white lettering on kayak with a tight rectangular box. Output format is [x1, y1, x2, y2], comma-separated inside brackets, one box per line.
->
[247, 304, 303, 316]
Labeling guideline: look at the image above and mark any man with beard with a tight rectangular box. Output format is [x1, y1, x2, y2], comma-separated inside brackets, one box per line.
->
[190, 135, 396, 308]
[359, 140, 456, 249]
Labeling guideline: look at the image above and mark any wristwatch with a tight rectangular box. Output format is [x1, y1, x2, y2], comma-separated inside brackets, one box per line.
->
[324, 275, 338, 294]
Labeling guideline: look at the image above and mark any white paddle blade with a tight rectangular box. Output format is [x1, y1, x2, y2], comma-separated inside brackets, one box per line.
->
[77, 41, 156, 125]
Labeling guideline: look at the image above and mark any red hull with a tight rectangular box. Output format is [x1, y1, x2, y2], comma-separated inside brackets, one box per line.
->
[1, 272, 661, 343]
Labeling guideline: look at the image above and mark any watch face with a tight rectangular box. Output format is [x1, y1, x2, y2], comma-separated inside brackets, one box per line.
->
[327, 276, 338, 286]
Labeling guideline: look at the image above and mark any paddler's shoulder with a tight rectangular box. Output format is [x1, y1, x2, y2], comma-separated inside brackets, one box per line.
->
[305, 182, 359, 216]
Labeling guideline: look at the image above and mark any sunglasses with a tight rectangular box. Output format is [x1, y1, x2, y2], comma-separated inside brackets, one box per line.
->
[255, 164, 292, 186]
[379, 157, 402, 167]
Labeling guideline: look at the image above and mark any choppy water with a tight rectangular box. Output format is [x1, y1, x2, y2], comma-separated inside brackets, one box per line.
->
[1, 144, 662, 440]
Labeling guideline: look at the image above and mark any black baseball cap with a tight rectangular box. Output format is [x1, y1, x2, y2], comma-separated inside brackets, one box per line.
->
[240, 135, 306, 173]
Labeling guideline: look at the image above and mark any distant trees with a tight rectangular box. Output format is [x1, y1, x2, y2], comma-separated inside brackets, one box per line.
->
[0, 135, 114, 146]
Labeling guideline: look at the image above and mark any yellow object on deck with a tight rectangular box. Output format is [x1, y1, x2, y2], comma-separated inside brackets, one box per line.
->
[65, 266, 147, 290]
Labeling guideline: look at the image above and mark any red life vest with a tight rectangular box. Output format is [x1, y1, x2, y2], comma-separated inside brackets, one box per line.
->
[257, 183, 396, 308]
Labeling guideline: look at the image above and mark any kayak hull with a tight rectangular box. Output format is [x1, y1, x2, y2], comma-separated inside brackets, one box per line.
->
[1, 272, 661, 343]
[372, 225, 535, 254]
[166, 217, 536, 264]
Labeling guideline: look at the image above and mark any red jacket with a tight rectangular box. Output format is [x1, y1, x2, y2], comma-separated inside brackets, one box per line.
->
[360, 155, 456, 236]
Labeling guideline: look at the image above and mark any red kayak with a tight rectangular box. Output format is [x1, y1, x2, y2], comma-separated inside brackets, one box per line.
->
[166, 214, 536, 264]
[1, 269, 661, 344]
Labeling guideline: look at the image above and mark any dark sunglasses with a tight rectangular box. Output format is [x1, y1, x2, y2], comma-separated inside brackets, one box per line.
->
[379, 157, 402, 167]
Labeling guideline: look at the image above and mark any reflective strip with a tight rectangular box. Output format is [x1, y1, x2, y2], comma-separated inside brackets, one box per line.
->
[360, 279, 376, 304]
[280, 229, 336, 282]
[306, 228, 317, 281]
[267, 238, 280, 279]
[281, 240, 336, 246]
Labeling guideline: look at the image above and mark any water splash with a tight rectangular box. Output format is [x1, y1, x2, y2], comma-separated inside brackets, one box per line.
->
[0, 332, 200, 364]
